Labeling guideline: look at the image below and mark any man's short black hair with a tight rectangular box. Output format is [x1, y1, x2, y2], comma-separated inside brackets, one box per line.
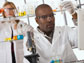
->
[35, 4, 52, 16]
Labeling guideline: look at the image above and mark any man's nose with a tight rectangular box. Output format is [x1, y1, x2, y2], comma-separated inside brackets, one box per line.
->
[47, 16, 52, 22]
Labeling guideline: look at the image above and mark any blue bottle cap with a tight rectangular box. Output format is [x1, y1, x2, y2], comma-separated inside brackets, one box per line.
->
[17, 35, 23, 40]
[50, 60, 55, 63]
[56, 59, 60, 62]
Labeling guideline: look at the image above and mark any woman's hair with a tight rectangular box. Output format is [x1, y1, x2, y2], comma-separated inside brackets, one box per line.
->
[2, 1, 16, 18]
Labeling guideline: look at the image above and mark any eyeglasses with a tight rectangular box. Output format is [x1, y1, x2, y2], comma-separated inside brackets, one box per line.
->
[4, 8, 15, 12]
[36, 13, 55, 19]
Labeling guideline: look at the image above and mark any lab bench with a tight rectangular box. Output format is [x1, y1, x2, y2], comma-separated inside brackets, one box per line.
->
[66, 60, 84, 63]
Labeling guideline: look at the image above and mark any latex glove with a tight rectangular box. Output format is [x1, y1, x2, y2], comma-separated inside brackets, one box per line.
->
[17, 21, 34, 36]
[60, 1, 75, 15]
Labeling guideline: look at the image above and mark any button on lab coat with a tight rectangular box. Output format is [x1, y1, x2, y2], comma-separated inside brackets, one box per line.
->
[24, 26, 78, 63]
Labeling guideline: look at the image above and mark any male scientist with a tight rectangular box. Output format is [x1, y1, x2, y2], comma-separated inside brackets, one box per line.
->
[25, 1, 78, 63]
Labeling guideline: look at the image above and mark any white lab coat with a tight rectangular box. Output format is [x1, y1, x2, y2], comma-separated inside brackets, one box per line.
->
[0, 20, 33, 63]
[24, 26, 78, 63]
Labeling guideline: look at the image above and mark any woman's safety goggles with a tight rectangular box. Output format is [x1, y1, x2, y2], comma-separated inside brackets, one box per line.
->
[4, 8, 15, 12]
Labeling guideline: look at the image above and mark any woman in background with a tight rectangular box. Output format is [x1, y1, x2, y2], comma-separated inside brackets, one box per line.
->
[0, 1, 33, 63]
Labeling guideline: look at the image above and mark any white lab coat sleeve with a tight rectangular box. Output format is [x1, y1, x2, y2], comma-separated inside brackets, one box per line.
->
[66, 26, 78, 48]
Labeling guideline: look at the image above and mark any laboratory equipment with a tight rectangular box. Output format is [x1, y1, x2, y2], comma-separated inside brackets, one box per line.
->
[4, 35, 24, 41]
[78, 9, 84, 50]
[0, 8, 4, 13]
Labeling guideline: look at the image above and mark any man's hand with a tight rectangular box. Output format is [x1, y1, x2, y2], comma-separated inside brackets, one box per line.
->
[60, 1, 78, 26]
[17, 21, 34, 35]
[60, 1, 76, 15]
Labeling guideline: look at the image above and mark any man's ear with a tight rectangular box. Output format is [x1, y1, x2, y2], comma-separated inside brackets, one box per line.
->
[35, 17, 39, 24]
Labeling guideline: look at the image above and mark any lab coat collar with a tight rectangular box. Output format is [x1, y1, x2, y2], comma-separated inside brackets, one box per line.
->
[37, 26, 54, 43]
